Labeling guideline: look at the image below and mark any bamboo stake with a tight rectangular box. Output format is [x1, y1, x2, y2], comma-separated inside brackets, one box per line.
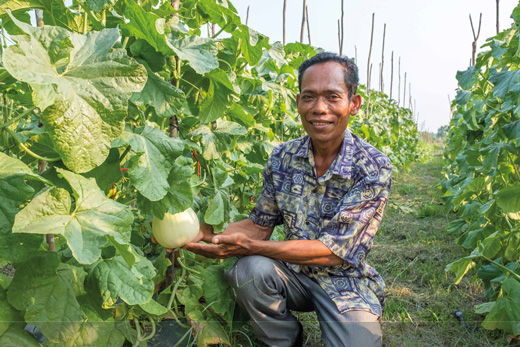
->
[300, 0, 307, 43]
[355, 45, 358, 63]
[496, 0, 500, 34]
[403, 72, 407, 108]
[398, 57, 401, 105]
[306, 5, 311, 45]
[167, 0, 181, 287]
[367, 13, 375, 90]
[390, 51, 394, 100]
[469, 13, 482, 66]
[339, 0, 344, 55]
[380, 23, 386, 93]
[283, 0, 287, 45]
[246, 5, 250, 26]
[34, 8, 54, 251]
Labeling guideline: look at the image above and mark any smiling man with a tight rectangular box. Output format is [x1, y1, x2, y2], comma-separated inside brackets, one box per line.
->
[184, 52, 392, 347]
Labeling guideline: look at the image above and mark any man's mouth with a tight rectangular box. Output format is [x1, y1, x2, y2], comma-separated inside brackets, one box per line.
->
[309, 121, 333, 125]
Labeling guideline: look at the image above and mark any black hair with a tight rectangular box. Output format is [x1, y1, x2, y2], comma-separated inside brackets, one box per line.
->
[298, 52, 359, 99]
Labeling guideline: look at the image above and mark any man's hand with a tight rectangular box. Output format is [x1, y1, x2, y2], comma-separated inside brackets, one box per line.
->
[183, 233, 252, 259]
[151, 222, 215, 253]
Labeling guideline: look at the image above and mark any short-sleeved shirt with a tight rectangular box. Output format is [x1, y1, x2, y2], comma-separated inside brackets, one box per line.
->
[249, 129, 392, 316]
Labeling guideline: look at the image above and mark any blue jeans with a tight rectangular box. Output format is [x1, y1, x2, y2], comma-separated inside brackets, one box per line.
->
[225, 255, 383, 347]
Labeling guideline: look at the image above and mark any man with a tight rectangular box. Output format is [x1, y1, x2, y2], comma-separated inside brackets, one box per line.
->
[185, 52, 391, 347]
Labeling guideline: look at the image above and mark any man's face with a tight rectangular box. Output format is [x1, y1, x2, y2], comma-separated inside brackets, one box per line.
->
[296, 62, 361, 150]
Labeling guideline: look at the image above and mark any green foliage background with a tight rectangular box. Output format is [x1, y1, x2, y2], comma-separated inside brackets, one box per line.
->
[443, 2, 520, 337]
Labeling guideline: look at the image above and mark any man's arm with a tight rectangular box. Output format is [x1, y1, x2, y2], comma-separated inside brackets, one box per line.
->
[184, 219, 344, 266]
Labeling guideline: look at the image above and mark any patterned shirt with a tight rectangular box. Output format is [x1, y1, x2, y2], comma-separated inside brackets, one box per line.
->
[250, 129, 392, 316]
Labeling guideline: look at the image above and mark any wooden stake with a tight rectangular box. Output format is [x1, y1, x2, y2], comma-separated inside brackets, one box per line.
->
[306, 5, 311, 45]
[380, 23, 386, 93]
[367, 13, 375, 90]
[246, 5, 250, 26]
[355, 45, 358, 63]
[338, 20, 342, 54]
[390, 51, 394, 100]
[300, 0, 307, 43]
[283, 0, 287, 45]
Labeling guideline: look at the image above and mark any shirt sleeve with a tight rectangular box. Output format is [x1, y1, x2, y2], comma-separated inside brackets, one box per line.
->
[249, 153, 284, 227]
[318, 157, 392, 268]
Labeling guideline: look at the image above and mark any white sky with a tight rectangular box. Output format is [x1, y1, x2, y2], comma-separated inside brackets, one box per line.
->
[232, 0, 518, 132]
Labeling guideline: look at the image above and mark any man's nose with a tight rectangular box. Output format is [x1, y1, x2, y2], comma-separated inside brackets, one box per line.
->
[313, 97, 327, 114]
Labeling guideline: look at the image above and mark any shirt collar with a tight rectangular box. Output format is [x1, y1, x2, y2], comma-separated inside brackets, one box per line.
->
[295, 129, 354, 180]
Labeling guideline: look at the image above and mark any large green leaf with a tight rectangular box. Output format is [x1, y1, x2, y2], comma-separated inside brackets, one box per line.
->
[130, 62, 185, 118]
[0, 153, 45, 263]
[7, 252, 86, 343]
[3, 17, 147, 173]
[86, 255, 155, 307]
[190, 120, 247, 160]
[116, 123, 184, 201]
[12, 169, 133, 265]
[45, 297, 125, 347]
[0, 286, 23, 337]
[168, 35, 219, 74]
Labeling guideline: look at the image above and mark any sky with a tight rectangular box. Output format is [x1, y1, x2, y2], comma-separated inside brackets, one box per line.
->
[231, 0, 518, 133]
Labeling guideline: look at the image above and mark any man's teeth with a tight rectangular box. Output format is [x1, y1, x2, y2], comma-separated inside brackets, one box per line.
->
[311, 122, 331, 125]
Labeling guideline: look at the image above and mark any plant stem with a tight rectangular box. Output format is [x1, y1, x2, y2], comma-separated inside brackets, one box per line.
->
[0, 106, 36, 129]
[83, 11, 88, 34]
[4, 127, 60, 162]
[132, 317, 141, 347]
[211, 24, 228, 39]
[122, 37, 129, 50]
[481, 255, 520, 282]
[140, 314, 156, 341]
[177, 253, 202, 276]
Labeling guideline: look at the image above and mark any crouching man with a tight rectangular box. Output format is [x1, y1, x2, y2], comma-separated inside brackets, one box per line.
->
[185, 52, 391, 347]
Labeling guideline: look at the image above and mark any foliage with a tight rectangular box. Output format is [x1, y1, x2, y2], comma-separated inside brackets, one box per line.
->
[442, 3, 520, 337]
[0, 0, 421, 346]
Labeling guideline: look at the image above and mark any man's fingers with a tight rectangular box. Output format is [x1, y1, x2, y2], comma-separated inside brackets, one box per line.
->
[212, 233, 237, 245]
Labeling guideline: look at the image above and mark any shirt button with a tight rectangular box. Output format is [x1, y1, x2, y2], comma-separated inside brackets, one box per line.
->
[305, 220, 310, 225]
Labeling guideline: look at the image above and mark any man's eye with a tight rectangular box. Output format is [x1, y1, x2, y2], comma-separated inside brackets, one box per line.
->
[302, 95, 313, 100]
[329, 95, 339, 100]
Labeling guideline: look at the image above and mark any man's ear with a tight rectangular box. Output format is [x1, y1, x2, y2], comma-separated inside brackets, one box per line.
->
[349, 94, 363, 115]
[296, 93, 300, 105]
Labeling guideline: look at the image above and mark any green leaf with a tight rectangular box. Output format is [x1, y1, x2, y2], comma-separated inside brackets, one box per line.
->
[138, 299, 168, 316]
[204, 191, 227, 225]
[199, 81, 230, 123]
[489, 69, 520, 99]
[121, 0, 173, 56]
[503, 120, 520, 141]
[445, 256, 476, 284]
[137, 162, 193, 219]
[456, 66, 479, 90]
[130, 62, 185, 118]
[77, 0, 118, 12]
[86, 255, 155, 307]
[0, 286, 24, 336]
[496, 184, 520, 218]
[481, 278, 520, 335]
[0, 324, 41, 347]
[168, 35, 219, 74]
[227, 103, 255, 128]
[190, 120, 247, 160]
[117, 124, 184, 201]
[3, 19, 147, 173]
[82, 148, 122, 194]
[201, 265, 235, 322]
[12, 169, 133, 265]
[46, 296, 126, 347]
[7, 252, 86, 343]
[0, 153, 45, 263]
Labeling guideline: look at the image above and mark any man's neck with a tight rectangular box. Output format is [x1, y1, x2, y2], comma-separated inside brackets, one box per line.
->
[311, 140, 342, 178]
